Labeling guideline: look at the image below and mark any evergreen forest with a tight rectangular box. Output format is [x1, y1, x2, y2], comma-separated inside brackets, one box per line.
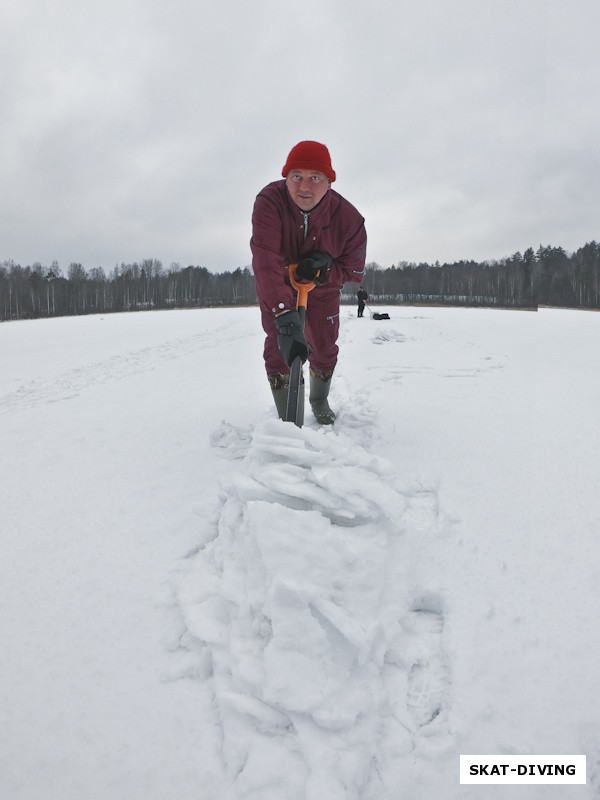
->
[1, 241, 599, 321]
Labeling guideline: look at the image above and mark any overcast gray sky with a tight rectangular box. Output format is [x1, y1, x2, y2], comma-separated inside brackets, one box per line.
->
[1, 0, 599, 272]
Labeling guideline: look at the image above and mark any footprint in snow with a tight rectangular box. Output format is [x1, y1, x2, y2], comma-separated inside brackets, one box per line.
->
[384, 593, 450, 734]
[405, 605, 450, 730]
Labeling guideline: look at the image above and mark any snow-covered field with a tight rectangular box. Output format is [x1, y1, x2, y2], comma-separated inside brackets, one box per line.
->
[1, 304, 599, 799]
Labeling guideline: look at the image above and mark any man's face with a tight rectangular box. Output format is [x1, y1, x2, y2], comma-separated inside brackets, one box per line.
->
[286, 169, 331, 211]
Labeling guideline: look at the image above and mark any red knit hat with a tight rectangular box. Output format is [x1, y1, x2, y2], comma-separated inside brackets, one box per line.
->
[282, 141, 336, 182]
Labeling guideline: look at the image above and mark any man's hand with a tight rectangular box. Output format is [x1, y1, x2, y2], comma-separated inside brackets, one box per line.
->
[295, 251, 332, 285]
[275, 309, 310, 366]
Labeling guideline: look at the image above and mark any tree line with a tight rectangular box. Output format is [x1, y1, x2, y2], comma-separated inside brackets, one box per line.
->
[344, 242, 600, 310]
[0, 260, 257, 320]
[1, 240, 599, 321]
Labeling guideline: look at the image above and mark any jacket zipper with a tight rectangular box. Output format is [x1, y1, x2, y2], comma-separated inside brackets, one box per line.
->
[303, 212, 309, 241]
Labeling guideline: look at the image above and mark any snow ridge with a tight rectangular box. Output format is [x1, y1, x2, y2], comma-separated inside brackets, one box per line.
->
[173, 419, 451, 799]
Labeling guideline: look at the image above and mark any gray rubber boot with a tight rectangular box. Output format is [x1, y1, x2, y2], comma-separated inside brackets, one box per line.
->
[309, 368, 336, 425]
[270, 374, 305, 427]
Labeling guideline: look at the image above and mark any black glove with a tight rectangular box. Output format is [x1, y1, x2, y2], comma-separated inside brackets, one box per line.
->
[275, 309, 310, 366]
[295, 251, 332, 285]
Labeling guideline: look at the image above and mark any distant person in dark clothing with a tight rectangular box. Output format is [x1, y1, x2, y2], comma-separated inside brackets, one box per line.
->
[357, 286, 368, 317]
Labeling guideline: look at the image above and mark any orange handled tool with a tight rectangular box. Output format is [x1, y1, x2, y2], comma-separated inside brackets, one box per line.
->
[285, 264, 316, 425]
[288, 262, 316, 311]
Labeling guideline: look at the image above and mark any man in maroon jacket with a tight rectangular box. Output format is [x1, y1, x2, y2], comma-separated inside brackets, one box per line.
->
[251, 140, 367, 425]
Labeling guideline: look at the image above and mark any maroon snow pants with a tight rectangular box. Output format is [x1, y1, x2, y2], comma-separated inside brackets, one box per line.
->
[260, 285, 341, 376]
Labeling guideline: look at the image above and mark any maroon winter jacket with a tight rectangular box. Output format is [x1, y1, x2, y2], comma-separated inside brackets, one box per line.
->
[251, 180, 367, 315]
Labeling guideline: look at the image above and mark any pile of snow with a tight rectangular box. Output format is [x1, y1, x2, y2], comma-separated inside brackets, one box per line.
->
[171, 418, 451, 798]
